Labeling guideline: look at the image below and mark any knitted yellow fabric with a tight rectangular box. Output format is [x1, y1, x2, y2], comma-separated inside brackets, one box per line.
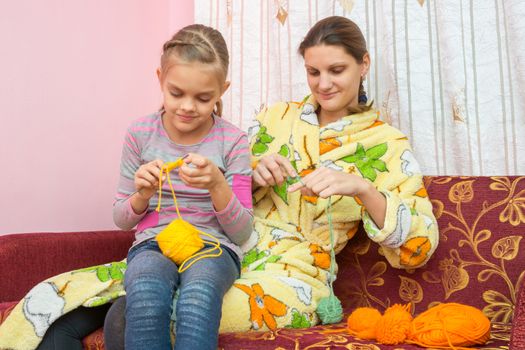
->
[155, 159, 222, 272]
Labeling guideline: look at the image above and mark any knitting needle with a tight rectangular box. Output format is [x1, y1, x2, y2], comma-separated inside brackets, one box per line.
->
[287, 175, 306, 192]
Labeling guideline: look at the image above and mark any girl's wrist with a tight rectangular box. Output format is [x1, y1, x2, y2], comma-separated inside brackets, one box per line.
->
[131, 191, 151, 214]
[136, 189, 154, 202]
[208, 175, 228, 194]
[208, 176, 233, 212]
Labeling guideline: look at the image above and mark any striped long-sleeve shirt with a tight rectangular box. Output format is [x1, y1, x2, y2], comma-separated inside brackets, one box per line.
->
[113, 112, 253, 259]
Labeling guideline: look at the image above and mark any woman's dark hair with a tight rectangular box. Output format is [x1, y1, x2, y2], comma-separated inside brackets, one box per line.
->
[298, 16, 371, 113]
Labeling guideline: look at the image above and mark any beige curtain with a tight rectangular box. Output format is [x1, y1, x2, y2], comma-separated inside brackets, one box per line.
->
[195, 0, 525, 176]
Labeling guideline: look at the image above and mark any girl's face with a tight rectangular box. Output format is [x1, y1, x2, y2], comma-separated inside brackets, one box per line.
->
[158, 58, 229, 144]
[304, 44, 369, 124]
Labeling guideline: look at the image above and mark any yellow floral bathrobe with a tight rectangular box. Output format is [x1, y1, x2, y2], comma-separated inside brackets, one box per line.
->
[0, 96, 438, 350]
[219, 96, 438, 332]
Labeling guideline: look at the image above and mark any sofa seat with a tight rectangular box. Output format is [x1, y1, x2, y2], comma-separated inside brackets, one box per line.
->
[0, 300, 513, 349]
[1, 176, 524, 349]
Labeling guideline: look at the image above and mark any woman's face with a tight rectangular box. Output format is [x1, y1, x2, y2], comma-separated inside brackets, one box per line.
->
[304, 44, 370, 124]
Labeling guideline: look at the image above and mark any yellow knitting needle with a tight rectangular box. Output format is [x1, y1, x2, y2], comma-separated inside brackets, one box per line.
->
[162, 154, 189, 172]
[128, 155, 189, 198]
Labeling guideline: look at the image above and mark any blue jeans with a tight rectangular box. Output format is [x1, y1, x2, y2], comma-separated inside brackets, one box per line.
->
[124, 239, 239, 350]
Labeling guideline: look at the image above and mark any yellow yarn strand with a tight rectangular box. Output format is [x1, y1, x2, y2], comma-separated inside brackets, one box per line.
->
[154, 158, 222, 273]
[156, 159, 184, 214]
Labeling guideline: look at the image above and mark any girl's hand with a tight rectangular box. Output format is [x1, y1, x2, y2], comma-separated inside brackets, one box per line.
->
[178, 153, 225, 190]
[253, 153, 297, 187]
[134, 159, 164, 200]
[287, 167, 370, 198]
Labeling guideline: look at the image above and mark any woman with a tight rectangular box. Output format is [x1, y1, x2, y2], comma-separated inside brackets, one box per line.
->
[217, 15, 438, 332]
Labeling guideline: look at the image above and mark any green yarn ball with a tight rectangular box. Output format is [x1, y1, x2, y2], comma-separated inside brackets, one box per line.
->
[316, 295, 343, 324]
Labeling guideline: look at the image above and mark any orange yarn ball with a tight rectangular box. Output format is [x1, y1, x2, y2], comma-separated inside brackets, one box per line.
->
[347, 307, 382, 340]
[408, 303, 491, 348]
[375, 303, 413, 345]
[345, 302, 491, 349]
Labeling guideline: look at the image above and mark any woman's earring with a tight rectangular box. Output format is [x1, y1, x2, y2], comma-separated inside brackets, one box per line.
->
[358, 80, 368, 104]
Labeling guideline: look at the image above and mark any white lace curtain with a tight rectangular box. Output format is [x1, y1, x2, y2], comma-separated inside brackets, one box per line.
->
[195, 0, 525, 175]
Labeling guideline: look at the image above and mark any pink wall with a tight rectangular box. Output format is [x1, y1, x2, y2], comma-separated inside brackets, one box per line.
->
[0, 1, 194, 234]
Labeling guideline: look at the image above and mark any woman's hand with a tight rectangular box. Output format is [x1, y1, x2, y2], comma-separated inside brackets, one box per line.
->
[134, 159, 164, 200]
[288, 167, 386, 228]
[178, 153, 226, 190]
[253, 153, 297, 187]
[287, 167, 369, 198]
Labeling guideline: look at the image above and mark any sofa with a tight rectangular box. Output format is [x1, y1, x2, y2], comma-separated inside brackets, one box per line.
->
[1, 176, 524, 350]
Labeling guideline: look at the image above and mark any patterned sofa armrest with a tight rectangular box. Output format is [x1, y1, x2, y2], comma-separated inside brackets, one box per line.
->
[0, 230, 134, 303]
[510, 278, 525, 349]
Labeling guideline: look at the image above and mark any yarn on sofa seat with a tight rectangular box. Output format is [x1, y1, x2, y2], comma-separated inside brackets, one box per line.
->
[346, 302, 491, 349]
[346, 307, 382, 339]
[375, 303, 413, 344]
[409, 302, 491, 349]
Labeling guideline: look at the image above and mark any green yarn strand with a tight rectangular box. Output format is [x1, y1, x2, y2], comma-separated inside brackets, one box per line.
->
[316, 196, 343, 324]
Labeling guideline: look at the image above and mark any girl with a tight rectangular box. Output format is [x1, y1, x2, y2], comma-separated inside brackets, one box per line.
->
[113, 24, 253, 349]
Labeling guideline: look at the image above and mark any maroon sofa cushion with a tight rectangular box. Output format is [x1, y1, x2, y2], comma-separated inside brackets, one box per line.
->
[0, 230, 134, 302]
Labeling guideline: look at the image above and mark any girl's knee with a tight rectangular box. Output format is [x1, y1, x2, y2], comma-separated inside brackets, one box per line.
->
[178, 279, 222, 310]
[126, 275, 174, 305]
[124, 255, 178, 291]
